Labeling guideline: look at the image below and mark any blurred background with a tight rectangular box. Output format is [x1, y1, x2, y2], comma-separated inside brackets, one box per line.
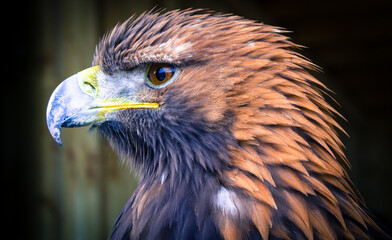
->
[4, 0, 391, 239]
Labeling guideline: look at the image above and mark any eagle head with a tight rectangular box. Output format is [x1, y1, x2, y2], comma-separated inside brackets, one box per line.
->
[46, 10, 387, 240]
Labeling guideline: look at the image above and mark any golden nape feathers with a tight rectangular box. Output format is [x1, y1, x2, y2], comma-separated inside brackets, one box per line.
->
[47, 9, 390, 240]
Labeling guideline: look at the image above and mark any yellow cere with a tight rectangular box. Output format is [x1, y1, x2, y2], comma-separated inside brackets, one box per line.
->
[76, 66, 160, 119]
[78, 65, 101, 97]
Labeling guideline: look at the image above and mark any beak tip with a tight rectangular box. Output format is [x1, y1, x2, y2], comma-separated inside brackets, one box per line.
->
[54, 134, 63, 146]
[47, 122, 63, 146]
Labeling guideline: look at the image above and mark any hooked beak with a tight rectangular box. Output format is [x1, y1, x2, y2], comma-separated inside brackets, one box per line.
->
[46, 66, 159, 145]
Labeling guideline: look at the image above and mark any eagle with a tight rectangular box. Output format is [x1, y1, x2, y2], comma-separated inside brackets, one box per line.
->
[46, 9, 389, 240]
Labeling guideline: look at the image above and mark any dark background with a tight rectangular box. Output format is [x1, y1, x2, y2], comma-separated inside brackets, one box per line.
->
[4, 0, 392, 239]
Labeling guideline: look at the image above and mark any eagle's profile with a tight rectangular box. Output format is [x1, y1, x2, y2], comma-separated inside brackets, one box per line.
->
[46, 9, 389, 240]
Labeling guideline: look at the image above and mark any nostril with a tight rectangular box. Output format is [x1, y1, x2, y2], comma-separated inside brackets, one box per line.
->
[78, 66, 99, 98]
[77, 65, 100, 97]
[84, 81, 96, 90]
[79, 78, 99, 97]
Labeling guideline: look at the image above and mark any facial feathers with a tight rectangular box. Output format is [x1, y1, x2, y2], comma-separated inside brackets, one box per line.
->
[84, 9, 388, 240]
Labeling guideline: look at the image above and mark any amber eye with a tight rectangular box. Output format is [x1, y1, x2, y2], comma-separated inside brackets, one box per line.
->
[146, 63, 176, 87]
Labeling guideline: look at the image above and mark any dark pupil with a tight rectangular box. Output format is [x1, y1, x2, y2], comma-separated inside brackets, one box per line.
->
[155, 67, 167, 81]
